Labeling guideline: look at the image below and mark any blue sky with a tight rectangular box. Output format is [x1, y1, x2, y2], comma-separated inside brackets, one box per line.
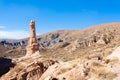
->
[0, 0, 120, 39]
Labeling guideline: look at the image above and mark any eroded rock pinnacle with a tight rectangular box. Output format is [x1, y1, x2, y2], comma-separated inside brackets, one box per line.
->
[26, 20, 39, 55]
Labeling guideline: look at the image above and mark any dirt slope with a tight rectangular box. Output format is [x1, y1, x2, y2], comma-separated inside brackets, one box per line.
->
[1, 22, 120, 80]
[1, 22, 120, 61]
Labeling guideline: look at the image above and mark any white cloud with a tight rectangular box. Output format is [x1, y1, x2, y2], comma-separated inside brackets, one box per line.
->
[0, 30, 29, 39]
[0, 26, 6, 29]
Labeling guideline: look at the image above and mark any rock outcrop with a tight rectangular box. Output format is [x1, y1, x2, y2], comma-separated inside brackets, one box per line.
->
[0, 55, 57, 80]
[107, 46, 120, 60]
[26, 20, 39, 55]
[1, 21, 120, 80]
[0, 20, 57, 80]
[39, 59, 116, 80]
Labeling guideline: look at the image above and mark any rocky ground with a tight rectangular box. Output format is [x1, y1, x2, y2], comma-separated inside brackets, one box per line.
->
[0, 48, 119, 80]
[1, 22, 120, 80]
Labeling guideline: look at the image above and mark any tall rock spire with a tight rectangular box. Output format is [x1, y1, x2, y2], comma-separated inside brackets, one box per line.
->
[26, 20, 39, 55]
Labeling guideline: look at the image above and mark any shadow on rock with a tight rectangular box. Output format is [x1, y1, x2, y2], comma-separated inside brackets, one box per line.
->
[0, 57, 15, 77]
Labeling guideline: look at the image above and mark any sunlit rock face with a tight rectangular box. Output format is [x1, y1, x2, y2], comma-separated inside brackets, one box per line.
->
[26, 20, 39, 55]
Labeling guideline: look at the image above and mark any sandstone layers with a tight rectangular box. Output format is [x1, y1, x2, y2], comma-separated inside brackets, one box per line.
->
[26, 20, 39, 55]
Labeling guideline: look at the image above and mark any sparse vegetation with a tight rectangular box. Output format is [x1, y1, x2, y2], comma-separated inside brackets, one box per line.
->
[1, 23, 120, 80]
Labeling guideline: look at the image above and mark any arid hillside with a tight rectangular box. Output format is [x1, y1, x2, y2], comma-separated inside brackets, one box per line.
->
[0, 22, 120, 61]
[1, 22, 120, 80]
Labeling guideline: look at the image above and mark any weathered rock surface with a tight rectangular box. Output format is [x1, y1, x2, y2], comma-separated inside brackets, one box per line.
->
[107, 46, 120, 60]
[0, 54, 117, 80]
[40, 59, 116, 80]
[0, 53, 57, 80]
[1, 22, 120, 80]
[106, 46, 120, 80]
[26, 20, 39, 55]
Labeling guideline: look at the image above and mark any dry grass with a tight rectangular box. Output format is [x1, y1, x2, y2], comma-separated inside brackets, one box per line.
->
[1, 22, 120, 61]
[90, 66, 116, 80]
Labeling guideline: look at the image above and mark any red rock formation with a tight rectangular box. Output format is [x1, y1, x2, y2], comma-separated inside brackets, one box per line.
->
[26, 20, 39, 55]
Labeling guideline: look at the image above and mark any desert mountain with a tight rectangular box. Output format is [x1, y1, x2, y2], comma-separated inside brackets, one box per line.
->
[0, 22, 120, 80]
[0, 22, 120, 60]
